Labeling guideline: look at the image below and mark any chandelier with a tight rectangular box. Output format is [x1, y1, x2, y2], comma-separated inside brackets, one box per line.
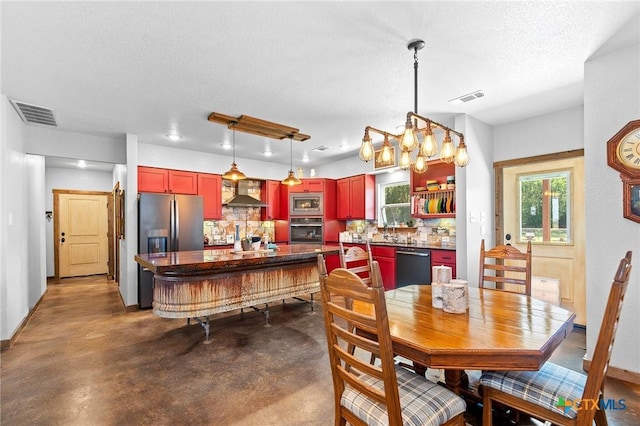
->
[359, 39, 470, 172]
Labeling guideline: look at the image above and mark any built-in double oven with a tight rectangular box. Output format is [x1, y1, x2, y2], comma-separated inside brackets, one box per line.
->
[289, 217, 323, 244]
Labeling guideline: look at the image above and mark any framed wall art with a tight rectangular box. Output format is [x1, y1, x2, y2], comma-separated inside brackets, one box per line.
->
[374, 147, 396, 170]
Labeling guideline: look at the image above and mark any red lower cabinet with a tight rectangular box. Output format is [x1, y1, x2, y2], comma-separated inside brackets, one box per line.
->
[371, 246, 396, 290]
[431, 249, 457, 279]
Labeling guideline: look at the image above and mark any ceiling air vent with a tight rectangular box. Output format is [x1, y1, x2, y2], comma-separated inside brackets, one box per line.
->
[312, 145, 330, 152]
[10, 100, 58, 126]
[448, 90, 485, 105]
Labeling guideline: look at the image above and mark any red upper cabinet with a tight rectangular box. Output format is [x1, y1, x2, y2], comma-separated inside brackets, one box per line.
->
[337, 174, 375, 220]
[168, 169, 198, 194]
[261, 180, 281, 220]
[198, 173, 222, 219]
[138, 166, 198, 195]
[288, 178, 324, 193]
[138, 166, 169, 193]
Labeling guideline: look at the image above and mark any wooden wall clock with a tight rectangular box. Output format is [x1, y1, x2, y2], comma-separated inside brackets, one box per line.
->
[607, 119, 640, 222]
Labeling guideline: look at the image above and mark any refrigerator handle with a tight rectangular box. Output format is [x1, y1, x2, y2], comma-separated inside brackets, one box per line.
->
[174, 198, 180, 251]
[170, 198, 177, 251]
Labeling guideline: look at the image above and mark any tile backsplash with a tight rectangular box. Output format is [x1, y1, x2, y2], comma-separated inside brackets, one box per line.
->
[204, 206, 274, 244]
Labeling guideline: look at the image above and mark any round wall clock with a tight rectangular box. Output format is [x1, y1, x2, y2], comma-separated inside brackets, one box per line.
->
[607, 119, 640, 180]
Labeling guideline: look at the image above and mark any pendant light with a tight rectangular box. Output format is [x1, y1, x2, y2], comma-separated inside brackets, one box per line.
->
[222, 122, 247, 181]
[360, 39, 469, 170]
[282, 136, 302, 186]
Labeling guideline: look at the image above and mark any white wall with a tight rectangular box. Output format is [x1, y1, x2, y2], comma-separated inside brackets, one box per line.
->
[43, 167, 115, 277]
[493, 105, 584, 162]
[584, 40, 639, 374]
[457, 115, 494, 283]
[1, 95, 47, 341]
[25, 126, 125, 164]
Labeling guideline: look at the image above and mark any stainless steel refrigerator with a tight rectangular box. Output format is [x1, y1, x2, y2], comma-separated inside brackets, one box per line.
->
[138, 193, 204, 308]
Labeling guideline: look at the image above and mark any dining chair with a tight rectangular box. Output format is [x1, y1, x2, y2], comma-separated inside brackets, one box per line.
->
[317, 254, 467, 426]
[339, 241, 374, 286]
[479, 239, 532, 295]
[479, 251, 633, 426]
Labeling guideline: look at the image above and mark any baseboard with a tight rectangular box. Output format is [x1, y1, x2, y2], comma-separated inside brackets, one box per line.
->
[1, 288, 48, 351]
[583, 358, 640, 385]
[125, 304, 139, 313]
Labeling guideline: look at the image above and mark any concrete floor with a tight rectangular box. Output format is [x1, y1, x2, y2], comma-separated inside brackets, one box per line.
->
[2, 275, 638, 425]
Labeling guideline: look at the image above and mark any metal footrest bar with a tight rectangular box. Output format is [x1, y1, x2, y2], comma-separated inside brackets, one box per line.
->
[249, 303, 270, 326]
[292, 293, 315, 311]
[190, 316, 212, 344]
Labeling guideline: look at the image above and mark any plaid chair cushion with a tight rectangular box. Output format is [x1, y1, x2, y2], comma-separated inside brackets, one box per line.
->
[341, 365, 466, 426]
[480, 362, 587, 419]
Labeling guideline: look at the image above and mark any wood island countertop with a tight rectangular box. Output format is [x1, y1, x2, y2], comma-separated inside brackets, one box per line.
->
[135, 244, 340, 276]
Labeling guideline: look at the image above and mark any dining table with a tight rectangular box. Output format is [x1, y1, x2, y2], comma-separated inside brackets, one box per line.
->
[353, 284, 576, 396]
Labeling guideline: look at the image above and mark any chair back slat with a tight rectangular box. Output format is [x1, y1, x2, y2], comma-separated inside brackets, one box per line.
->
[578, 251, 632, 425]
[318, 254, 403, 424]
[479, 239, 532, 295]
[339, 242, 374, 286]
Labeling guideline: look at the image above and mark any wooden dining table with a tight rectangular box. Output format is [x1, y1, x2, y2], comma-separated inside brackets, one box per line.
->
[353, 284, 576, 395]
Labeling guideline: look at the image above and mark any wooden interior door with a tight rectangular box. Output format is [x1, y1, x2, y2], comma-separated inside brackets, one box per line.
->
[496, 151, 586, 324]
[56, 191, 109, 278]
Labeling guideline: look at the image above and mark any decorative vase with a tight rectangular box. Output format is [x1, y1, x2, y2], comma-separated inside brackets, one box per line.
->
[233, 225, 242, 251]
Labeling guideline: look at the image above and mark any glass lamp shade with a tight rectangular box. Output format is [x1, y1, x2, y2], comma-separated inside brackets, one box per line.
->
[222, 162, 247, 181]
[454, 141, 470, 167]
[359, 136, 374, 162]
[281, 170, 302, 186]
[399, 150, 412, 170]
[440, 132, 456, 164]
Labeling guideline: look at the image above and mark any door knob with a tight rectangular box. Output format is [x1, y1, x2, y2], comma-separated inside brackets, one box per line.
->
[61, 238, 65, 243]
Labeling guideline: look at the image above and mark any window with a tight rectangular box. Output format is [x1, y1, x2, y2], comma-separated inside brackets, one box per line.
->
[378, 182, 410, 227]
[518, 170, 571, 243]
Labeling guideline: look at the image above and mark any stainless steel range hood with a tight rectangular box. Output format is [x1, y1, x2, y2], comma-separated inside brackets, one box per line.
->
[223, 180, 268, 207]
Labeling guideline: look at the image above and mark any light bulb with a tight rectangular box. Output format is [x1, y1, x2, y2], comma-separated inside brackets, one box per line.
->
[399, 150, 412, 170]
[413, 154, 428, 174]
[440, 132, 455, 164]
[380, 136, 393, 164]
[454, 141, 470, 167]
[421, 126, 438, 157]
[399, 117, 419, 152]
[359, 136, 374, 162]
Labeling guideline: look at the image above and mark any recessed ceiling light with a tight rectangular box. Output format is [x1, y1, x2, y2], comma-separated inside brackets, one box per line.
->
[263, 150, 273, 157]
[221, 141, 231, 150]
[78, 160, 87, 168]
[167, 133, 181, 142]
[302, 155, 310, 163]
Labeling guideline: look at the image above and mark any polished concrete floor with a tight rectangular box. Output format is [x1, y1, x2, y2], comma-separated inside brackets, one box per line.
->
[2, 275, 638, 425]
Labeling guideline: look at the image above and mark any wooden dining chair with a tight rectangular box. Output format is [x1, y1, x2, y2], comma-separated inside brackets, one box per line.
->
[480, 251, 633, 426]
[317, 254, 466, 426]
[479, 239, 532, 295]
[339, 241, 374, 286]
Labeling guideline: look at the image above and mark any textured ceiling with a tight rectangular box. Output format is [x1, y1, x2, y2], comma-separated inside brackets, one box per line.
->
[2, 1, 638, 170]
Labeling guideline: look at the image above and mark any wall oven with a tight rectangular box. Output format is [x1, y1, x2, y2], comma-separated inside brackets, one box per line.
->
[289, 217, 323, 244]
[289, 193, 323, 216]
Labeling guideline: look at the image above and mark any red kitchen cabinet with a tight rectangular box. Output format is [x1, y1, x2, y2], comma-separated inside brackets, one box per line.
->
[431, 249, 457, 279]
[138, 166, 198, 195]
[288, 178, 324, 193]
[371, 245, 396, 290]
[168, 169, 198, 194]
[197, 173, 222, 219]
[138, 166, 169, 193]
[261, 180, 281, 220]
[337, 174, 375, 220]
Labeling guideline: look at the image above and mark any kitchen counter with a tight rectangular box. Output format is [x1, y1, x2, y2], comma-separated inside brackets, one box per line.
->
[134, 244, 339, 342]
[327, 241, 456, 251]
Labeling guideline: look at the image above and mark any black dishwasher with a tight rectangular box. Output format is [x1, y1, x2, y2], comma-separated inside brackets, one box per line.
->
[396, 247, 431, 287]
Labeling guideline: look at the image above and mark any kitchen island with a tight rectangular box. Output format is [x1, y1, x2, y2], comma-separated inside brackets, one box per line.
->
[134, 244, 339, 342]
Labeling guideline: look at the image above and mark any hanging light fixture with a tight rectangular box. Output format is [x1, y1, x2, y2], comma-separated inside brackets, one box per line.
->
[359, 39, 469, 171]
[222, 122, 247, 181]
[282, 135, 302, 186]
